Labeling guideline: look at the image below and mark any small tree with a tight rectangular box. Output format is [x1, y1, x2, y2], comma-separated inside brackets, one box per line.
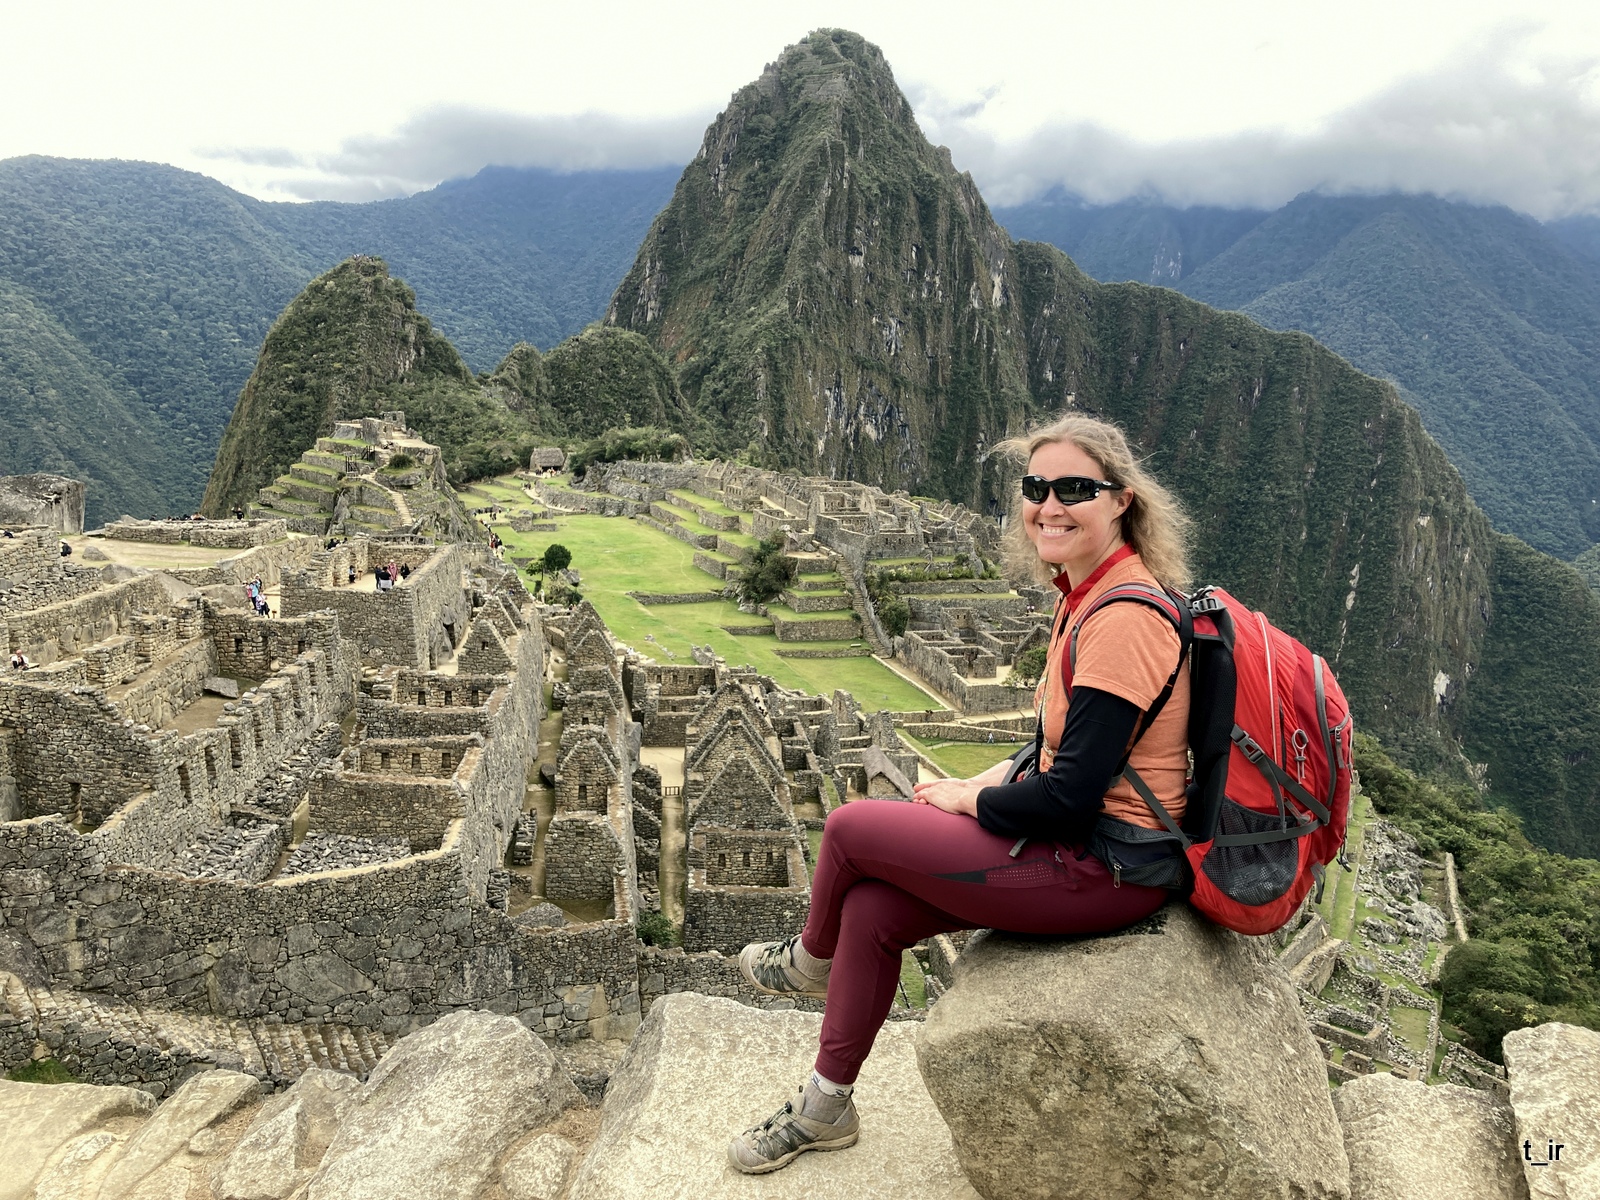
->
[735, 535, 797, 605]
[1007, 644, 1049, 688]
[541, 543, 572, 574]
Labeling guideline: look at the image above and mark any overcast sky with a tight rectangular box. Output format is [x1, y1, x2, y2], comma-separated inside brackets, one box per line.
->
[5, 0, 1599, 217]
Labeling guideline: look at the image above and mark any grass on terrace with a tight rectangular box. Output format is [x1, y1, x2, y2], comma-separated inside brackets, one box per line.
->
[907, 735, 1018, 780]
[485, 498, 941, 709]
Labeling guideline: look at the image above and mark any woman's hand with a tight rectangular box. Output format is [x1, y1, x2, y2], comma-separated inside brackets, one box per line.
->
[912, 779, 983, 817]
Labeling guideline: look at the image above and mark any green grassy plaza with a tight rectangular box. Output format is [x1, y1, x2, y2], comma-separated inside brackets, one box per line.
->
[477, 482, 942, 710]
[906, 735, 1018, 780]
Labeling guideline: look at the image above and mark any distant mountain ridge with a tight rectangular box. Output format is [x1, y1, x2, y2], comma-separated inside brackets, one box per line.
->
[0, 156, 676, 523]
[996, 191, 1600, 559]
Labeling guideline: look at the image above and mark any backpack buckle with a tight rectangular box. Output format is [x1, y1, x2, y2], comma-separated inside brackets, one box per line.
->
[1190, 595, 1223, 615]
[1232, 728, 1266, 763]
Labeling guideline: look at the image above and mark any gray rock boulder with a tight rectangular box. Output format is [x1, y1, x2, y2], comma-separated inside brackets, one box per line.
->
[33, 1131, 121, 1200]
[500, 1132, 579, 1200]
[0, 1080, 154, 1200]
[0, 473, 85, 532]
[916, 904, 1349, 1200]
[97, 1069, 258, 1199]
[215, 1068, 361, 1200]
[305, 1009, 582, 1200]
[568, 992, 978, 1200]
[1503, 1022, 1600, 1200]
[1333, 1071, 1526, 1199]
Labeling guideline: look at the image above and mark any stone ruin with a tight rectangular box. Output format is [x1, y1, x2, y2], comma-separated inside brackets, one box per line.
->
[530, 457, 1048, 711]
[247, 412, 473, 543]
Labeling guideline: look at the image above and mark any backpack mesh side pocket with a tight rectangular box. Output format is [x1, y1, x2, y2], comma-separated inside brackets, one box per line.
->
[1200, 798, 1303, 907]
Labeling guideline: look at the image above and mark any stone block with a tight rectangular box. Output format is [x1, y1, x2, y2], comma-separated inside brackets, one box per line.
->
[915, 904, 1349, 1200]
[0, 1079, 155, 1200]
[205, 675, 241, 699]
[306, 1009, 582, 1200]
[1333, 1071, 1525, 1200]
[569, 992, 976, 1199]
[1504, 1022, 1600, 1199]
[98, 1069, 259, 1199]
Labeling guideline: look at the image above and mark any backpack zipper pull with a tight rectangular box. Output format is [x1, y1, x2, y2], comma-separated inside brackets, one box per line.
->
[1291, 728, 1309, 783]
[1112, 858, 1122, 888]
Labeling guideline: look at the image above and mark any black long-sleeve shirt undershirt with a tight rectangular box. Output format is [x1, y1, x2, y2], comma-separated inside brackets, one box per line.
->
[975, 686, 1141, 845]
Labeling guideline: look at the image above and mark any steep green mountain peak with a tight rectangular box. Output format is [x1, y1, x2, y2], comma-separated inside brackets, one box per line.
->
[202, 257, 470, 515]
[607, 29, 1028, 506]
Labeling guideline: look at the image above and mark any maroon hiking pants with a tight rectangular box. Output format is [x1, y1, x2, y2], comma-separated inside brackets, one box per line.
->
[800, 799, 1166, 1084]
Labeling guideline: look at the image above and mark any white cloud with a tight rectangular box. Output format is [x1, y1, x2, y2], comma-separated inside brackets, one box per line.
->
[189, 19, 1600, 219]
[200, 109, 710, 201]
[921, 29, 1600, 219]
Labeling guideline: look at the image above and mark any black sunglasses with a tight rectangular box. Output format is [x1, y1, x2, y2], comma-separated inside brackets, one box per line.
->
[1020, 474, 1124, 505]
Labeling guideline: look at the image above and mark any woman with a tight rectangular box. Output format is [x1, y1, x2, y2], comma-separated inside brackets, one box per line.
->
[728, 413, 1194, 1174]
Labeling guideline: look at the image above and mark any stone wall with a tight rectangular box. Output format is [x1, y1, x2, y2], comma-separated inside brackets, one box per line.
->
[771, 613, 860, 642]
[282, 542, 473, 670]
[4, 574, 169, 666]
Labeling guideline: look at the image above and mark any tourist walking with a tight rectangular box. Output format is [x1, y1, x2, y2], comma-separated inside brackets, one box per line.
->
[729, 414, 1193, 1173]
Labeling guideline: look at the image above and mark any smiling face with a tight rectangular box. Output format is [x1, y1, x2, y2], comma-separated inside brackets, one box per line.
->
[1022, 438, 1133, 586]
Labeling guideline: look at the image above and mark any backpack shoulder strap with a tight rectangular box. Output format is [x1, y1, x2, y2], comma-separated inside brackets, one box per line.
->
[1067, 583, 1194, 842]
[1068, 583, 1192, 739]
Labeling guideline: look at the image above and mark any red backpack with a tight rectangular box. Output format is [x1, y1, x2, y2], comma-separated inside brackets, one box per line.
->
[1070, 583, 1355, 936]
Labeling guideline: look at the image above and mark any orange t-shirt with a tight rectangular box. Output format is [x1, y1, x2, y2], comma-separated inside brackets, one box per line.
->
[1036, 551, 1190, 829]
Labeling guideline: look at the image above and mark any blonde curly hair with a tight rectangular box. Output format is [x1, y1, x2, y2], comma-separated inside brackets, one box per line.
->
[997, 413, 1192, 590]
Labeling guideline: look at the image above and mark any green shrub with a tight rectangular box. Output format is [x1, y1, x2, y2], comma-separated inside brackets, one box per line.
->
[1007, 644, 1048, 687]
[387, 452, 415, 469]
[8, 1058, 76, 1084]
[735, 535, 797, 605]
[864, 569, 910, 637]
[636, 910, 680, 947]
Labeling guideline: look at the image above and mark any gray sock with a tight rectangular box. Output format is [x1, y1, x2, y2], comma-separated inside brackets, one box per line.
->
[792, 939, 831, 979]
[801, 1077, 851, 1121]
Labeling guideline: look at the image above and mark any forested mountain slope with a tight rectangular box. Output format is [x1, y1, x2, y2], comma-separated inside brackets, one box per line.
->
[609, 28, 1600, 858]
[998, 191, 1600, 560]
[995, 193, 1267, 287]
[0, 157, 674, 522]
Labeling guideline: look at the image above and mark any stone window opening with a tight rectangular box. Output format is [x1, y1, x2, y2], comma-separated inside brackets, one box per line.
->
[380, 750, 391, 770]
[233, 635, 244, 655]
[297, 638, 308, 655]
[203, 747, 217, 788]
[718, 853, 727, 869]
[470, 688, 481, 706]
[411, 752, 421, 772]
[417, 690, 427, 707]
[261, 632, 271, 654]
[767, 850, 775, 865]
[577, 782, 588, 805]
[742, 850, 751, 868]
[443, 690, 453, 706]
[228, 731, 243, 769]
[177, 764, 192, 801]
[69, 781, 82, 825]
[439, 750, 453, 772]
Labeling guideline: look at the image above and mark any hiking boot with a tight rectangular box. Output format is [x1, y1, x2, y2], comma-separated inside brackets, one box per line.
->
[727, 1083, 859, 1174]
[738, 934, 830, 999]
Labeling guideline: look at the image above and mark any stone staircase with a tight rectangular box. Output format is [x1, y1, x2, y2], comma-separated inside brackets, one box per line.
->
[2, 972, 391, 1093]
